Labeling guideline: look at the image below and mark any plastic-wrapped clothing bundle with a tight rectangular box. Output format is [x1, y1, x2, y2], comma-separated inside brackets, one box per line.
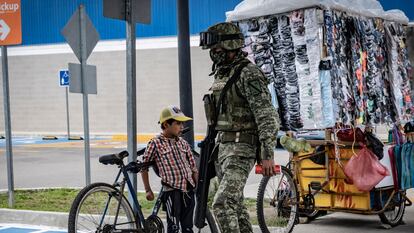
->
[267, 15, 292, 130]
[358, 18, 386, 124]
[279, 15, 303, 130]
[304, 8, 323, 129]
[348, 17, 366, 124]
[385, 22, 413, 123]
[267, 82, 279, 109]
[319, 58, 335, 128]
[291, 9, 323, 129]
[324, 10, 354, 124]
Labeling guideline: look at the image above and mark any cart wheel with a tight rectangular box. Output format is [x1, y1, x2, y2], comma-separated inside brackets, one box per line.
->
[378, 194, 406, 227]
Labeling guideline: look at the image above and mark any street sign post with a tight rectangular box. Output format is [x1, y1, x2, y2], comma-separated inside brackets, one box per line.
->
[1, 0, 22, 208]
[62, 4, 99, 186]
[59, 70, 71, 139]
[103, 0, 151, 212]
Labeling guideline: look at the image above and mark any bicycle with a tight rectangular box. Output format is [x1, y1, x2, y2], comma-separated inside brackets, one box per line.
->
[68, 148, 219, 233]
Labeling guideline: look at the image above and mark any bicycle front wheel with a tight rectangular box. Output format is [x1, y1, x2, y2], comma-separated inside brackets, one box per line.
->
[68, 182, 138, 233]
[256, 166, 298, 233]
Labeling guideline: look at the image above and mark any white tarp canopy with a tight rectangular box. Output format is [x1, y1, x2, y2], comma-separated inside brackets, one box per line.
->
[226, 0, 409, 23]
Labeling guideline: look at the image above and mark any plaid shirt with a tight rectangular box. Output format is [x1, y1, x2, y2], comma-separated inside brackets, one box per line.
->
[142, 133, 197, 191]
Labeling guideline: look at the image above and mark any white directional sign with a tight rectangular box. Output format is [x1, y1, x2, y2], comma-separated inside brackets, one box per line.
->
[59, 70, 70, 87]
[0, 19, 10, 41]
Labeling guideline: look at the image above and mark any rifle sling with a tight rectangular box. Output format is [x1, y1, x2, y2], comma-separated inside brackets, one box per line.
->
[212, 60, 250, 127]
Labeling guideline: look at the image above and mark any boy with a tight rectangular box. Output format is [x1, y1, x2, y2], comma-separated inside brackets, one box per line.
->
[141, 106, 198, 233]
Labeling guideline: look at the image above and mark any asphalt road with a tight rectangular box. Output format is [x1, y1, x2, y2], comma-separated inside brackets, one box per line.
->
[1, 139, 414, 233]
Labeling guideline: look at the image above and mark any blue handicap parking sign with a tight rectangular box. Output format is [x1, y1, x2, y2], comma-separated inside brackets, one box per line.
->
[59, 70, 70, 87]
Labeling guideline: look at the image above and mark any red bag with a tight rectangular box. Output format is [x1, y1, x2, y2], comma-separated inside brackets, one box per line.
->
[344, 146, 390, 192]
[337, 127, 366, 143]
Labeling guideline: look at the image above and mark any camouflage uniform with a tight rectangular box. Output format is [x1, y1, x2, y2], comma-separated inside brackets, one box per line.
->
[202, 22, 280, 233]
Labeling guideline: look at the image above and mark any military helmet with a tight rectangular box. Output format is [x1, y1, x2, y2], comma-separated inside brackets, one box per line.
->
[200, 22, 244, 50]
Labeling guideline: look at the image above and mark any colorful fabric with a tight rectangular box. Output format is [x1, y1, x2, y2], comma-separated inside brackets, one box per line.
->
[401, 143, 412, 189]
[142, 134, 197, 191]
[237, 8, 412, 129]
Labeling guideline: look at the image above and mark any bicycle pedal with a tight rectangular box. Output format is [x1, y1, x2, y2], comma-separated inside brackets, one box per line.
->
[310, 181, 322, 191]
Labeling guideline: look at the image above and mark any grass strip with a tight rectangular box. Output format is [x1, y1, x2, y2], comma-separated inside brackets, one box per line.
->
[0, 188, 261, 224]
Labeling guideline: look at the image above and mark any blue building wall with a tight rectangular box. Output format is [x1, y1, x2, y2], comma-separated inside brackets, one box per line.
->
[380, 0, 414, 21]
[18, 0, 414, 46]
[20, 0, 241, 45]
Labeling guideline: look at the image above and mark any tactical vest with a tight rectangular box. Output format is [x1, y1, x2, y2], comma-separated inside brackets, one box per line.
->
[210, 61, 257, 131]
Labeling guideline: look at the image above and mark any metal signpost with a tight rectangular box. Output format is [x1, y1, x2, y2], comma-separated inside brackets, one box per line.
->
[103, 0, 151, 208]
[177, 0, 194, 147]
[1, 0, 22, 208]
[59, 70, 71, 139]
[62, 4, 99, 186]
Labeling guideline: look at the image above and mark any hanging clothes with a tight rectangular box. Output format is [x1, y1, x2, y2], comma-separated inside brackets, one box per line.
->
[324, 10, 355, 124]
[236, 7, 412, 130]
[304, 8, 324, 129]
[289, 9, 324, 129]
[385, 22, 413, 123]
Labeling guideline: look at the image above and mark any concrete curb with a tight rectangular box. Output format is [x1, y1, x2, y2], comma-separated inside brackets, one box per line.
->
[0, 208, 266, 232]
[0, 208, 68, 229]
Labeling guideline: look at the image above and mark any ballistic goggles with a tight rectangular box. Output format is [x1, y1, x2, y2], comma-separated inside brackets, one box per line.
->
[199, 31, 244, 48]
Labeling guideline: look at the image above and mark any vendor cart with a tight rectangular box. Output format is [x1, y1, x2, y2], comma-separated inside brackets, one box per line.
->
[226, 0, 414, 232]
[256, 132, 412, 233]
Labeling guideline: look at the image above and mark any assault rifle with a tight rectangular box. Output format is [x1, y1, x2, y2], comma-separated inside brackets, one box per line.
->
[194, 106, 218, 228]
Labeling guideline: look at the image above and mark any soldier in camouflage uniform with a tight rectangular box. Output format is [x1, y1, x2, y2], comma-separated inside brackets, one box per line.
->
[199, 22, 280, 233]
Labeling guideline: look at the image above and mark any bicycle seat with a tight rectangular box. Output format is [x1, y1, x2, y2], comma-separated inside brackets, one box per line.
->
[99, 151, 129, 165]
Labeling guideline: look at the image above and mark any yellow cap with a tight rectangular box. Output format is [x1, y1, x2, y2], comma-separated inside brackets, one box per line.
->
[159, 106, 192, 124]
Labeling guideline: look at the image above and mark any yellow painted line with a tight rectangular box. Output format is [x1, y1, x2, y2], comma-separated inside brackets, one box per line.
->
[3, 134, 206, 149]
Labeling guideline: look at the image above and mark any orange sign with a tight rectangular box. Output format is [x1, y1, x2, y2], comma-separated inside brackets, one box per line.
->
[0, 0, 21, 45]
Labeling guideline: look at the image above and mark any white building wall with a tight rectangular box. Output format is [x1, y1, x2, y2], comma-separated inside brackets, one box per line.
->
[0, 37, 212, 137]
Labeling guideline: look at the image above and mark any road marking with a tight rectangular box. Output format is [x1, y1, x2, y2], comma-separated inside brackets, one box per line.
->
[0, 225, 66, 233]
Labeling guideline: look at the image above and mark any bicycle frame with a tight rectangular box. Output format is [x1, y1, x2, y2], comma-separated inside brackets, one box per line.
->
[100, 162, 147, 230]
[150, 187, 164, 216]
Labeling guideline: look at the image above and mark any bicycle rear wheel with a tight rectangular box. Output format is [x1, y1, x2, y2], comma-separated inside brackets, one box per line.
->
[68, 182, 138, 233]
[256, 166, 298, 233]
